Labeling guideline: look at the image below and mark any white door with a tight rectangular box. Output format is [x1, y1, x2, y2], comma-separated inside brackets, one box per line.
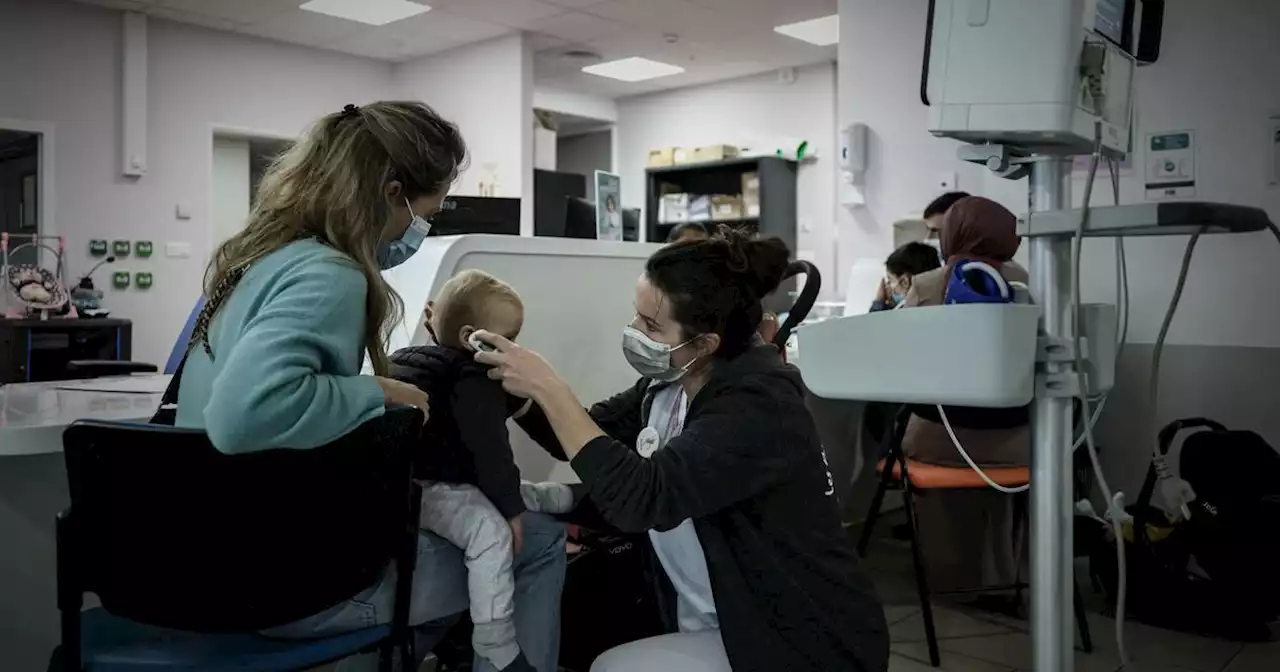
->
[211, 136, 250, 249]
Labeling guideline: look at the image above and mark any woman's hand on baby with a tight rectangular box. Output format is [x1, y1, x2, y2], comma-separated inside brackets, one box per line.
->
[472, 331, 563, 401]
[374, 376, 430, 422]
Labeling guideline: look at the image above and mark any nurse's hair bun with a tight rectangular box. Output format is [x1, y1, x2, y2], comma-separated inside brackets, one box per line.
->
[645, 225, 791, 360]
[717, 226, 790, 301]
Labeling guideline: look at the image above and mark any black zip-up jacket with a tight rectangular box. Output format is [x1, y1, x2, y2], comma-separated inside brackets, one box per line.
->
[517, 344, 890, 672]
[390, 345, 527, 519]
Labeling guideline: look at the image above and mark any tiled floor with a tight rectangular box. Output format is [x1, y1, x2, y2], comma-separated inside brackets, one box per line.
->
[860, 514, 1278, 672]
[319, 516, 1279, 672]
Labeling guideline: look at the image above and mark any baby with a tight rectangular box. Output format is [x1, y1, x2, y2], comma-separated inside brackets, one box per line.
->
[389, 269, 573, 672]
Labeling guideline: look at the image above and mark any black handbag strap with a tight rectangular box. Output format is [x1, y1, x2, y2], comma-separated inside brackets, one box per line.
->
[161, 352, 188, 406]
[151, 350, 189, 425]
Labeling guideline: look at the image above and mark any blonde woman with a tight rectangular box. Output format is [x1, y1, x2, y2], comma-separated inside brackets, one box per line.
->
[175, 102, 566, 672]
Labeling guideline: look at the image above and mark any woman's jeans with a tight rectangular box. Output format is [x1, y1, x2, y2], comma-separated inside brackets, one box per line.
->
[266, 512, 567, 672]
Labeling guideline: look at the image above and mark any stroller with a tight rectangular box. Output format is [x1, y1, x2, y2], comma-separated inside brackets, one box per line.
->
[1086, 417, 1280, 641]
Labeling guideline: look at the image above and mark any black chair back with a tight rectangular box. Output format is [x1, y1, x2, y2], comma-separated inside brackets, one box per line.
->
[60, 407, 423, 633]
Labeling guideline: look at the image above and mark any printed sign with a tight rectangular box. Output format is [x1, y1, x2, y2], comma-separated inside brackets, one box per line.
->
[594, 171, 623, 242]
[1144, 131, 1196, 200]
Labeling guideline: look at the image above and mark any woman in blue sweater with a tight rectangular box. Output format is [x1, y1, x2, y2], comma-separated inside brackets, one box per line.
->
[175, 101, 567, 672]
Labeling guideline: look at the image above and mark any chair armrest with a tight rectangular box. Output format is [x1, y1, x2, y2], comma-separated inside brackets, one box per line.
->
[66, 360, 160, 378]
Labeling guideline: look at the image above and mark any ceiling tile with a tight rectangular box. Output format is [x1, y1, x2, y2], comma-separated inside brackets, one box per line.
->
[372, 10, 512, 48]
[584, 0, 756, 41]
[154, 0, 294, 26]
[332, 31, 464, 61]
[524, 10, 627, 42]
[438, 0, 565, 29]
[145, 5, 240, 31]
[686, 0, 837, 27]
[545, 0, 612, 8]
[73, 0, 150, 10]
[240, 8, 365, 47]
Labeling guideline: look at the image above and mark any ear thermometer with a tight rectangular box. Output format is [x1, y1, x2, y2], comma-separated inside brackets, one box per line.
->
[469, 331, 498, 353]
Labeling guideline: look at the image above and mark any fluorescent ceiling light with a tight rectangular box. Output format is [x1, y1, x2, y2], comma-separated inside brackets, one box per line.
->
[774, 14, 839, 46]
[299, 0, 430, 26]
[582, 57, 685, 82]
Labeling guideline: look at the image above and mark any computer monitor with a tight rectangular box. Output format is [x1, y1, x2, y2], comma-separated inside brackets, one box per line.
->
[622, 208, 640, 242]
[431, 196, 520, 236]
[564, 196, 598, 239]
[565, 197, 641, 241]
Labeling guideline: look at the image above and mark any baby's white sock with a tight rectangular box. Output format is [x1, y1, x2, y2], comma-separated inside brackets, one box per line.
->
[520, 481, 575, 514]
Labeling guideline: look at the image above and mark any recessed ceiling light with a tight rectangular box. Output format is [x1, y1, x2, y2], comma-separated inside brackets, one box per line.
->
[774, 14, 839, 46]
[582, 57, 685, 82]
[299, 0, 430, 27]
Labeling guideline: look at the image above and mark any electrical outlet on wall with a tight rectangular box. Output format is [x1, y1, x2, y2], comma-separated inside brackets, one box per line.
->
[165, 242, 192, 258]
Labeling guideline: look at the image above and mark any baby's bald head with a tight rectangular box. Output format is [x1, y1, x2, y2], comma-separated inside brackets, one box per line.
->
[429, 269, 523, 350]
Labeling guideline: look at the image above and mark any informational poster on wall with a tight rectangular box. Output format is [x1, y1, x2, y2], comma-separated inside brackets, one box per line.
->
[594, 171, 622, 241]
[1144, 130, 1196, 200]
[1269, 117, 1280, 189]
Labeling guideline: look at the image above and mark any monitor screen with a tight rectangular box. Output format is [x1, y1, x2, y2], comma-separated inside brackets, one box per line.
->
[564, 196, 598, 239]
[1094, 0, 1128, 46]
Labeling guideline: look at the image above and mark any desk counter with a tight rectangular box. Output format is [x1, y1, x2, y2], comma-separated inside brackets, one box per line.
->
[0, 376, 169, 455]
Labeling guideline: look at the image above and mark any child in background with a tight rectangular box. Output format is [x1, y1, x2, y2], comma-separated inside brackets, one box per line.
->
[666, 222, 710, 243]
[390, 269, 574, 672]
[872, 241, 943, 311]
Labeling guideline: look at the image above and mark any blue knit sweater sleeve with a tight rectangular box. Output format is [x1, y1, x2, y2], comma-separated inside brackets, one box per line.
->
[202, 257, 385, 454]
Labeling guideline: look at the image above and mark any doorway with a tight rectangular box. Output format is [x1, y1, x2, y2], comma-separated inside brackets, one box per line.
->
[210, 134, 293, 250]
[0, 129, 41, 266]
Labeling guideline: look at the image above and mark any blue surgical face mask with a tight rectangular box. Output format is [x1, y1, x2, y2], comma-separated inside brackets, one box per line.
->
[891, 290, 907, 305]
[378, 198, 432, 270]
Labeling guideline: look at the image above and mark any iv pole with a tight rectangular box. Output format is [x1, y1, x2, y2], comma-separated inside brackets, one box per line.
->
[1027, 158, 1077, 672]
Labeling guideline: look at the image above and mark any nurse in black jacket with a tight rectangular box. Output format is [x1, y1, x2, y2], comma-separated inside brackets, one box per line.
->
[474, 230, 889, 672]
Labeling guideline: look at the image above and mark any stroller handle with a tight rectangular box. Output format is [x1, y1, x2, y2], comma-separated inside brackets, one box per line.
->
[772, 260, 821, 349]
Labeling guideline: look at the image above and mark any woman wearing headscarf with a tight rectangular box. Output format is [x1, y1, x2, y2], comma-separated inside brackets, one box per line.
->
[899, 196, 1029, 596]
[904, 195, 1027, 307]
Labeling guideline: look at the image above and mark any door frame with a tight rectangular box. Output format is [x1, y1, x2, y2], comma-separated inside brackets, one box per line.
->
[0, 118, 56, 261]
[206, 124, 296, 262]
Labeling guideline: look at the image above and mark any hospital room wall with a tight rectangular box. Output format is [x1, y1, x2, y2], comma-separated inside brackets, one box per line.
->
[615, 62, 839, 286]
[838, 0, 1280, 495]
[0, 0, 534, 365]
[395, 33, 536, 235]
[0, 0, 394, 364]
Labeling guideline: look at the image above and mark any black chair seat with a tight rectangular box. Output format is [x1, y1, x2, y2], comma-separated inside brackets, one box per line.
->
[54, 406, 426, 672]
[71, 608, 390, 672]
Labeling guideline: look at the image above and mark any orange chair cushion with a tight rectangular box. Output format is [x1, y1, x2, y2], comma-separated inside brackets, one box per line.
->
[877, 458, 1030, 490]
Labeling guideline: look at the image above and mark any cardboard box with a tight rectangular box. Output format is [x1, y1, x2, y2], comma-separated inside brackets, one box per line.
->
[741, 172, 761, 218]
[647, 147, 676, 167]
[688, 195, 713, 222]
[659, 193, 689, 224]
[711, 195, 744, 221]
[693, 144, 740, 164]
[672, 147, 695, 165]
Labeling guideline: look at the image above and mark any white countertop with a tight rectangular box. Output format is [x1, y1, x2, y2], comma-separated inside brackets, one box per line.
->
[0, 376, 170, 456]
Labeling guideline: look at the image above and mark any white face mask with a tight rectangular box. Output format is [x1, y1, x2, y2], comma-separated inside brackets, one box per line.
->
[621, 325, 697, 382]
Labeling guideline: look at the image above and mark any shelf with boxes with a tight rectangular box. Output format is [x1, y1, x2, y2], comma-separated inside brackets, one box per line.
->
[644, 150, 798, 311]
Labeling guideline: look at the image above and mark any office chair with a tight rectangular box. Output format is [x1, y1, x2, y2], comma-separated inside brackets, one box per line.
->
[51, 406, 425, 672]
